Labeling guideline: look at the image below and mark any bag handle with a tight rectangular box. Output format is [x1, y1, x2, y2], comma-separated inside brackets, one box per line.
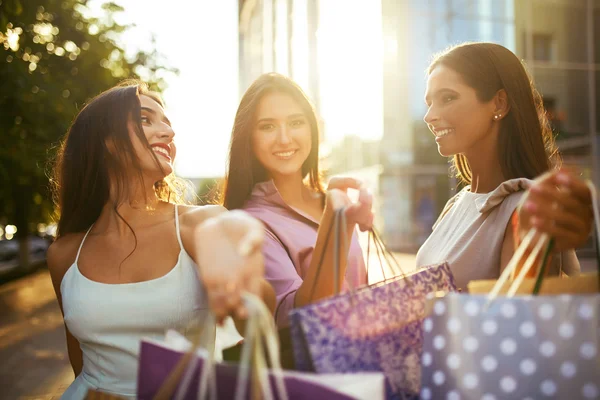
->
[586, 180, 600, 288]
[365, 227, 410, 285]
[486, 229, 550, 302]
[233, 293, 288, 400]
[308, 207, 346, 301]
[531, 180, 600, 294]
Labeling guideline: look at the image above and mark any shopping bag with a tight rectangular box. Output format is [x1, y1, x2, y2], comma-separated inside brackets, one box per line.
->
[420, 182, 600, 398]
[137, 294, 386, 400]
[289, 208, 458, 399]
[420, 292, 600, 399]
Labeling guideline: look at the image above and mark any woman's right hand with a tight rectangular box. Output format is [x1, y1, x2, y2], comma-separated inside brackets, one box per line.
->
[193, 210, 265, 323]
[518, 170, 593, 252]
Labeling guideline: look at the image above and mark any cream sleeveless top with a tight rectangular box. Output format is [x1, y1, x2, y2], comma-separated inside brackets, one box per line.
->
[60, 205, 215, 399]
[416, 178, 580, 290]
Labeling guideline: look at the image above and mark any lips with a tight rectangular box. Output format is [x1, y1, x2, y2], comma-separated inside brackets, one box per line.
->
[273, 149, 298, 159]
[151, 143, 171, 161]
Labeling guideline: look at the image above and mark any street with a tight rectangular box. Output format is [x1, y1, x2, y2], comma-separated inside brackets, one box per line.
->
[0, 269, 73, 399]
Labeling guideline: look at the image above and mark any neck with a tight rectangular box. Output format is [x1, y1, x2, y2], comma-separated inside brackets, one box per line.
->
[95, 179, 162, 236]
[271, 173, 313, 205]
[463, 129, 505, 193]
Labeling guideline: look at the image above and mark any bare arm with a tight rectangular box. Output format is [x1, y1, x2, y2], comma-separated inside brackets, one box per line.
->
[179, 205, 274, 324]
[47, 240, 83, 377]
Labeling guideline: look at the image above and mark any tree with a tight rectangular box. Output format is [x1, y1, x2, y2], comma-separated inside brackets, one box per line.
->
[0, 0, 174, 269]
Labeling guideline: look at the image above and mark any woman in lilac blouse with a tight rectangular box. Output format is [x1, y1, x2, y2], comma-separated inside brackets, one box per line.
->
[221, 73, 374, 328]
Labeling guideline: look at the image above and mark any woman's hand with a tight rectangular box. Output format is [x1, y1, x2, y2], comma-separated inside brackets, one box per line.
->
[327, 176, 374, 232]
[193, 210, 265, 323]
[518, 170, 593, 252]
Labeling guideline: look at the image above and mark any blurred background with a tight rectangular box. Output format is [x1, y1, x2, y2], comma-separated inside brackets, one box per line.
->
[0, 0, 598, 397]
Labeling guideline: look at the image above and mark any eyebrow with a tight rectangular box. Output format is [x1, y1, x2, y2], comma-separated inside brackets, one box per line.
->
[256, 113, 306, 123]
[424, 88, 459, 104]
[141, 106, 172, 126]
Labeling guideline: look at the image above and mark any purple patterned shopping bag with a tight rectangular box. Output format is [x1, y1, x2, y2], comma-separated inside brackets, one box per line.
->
[137, 334, 386, 399]
[289, 262, 457, 399]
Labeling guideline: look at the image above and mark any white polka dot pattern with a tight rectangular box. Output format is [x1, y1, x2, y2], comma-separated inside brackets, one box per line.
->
[540, 380, 557, 396]
[500, 376, 516, 393]
[420, 387, 432, 400]
[519, 359, 536, 376]
[500, 338, 517, 355]
[482, 320, 498, 336]
[433, 371, 445, 386]
[519, 321, 536, 338]
[424, 317, 433, 333]
[558, 323, 575, 339]
[538, 304, 555, 320]
[481, 355, 498, 372]
[434, 301, 446, 316]
[580, 342, 597, 360]
[462, 373, 478, 390]
[579, 303, 593, 320]
[582, 383, 598, 399]
[501, 302, 516, 319]
[463, 336, 479, 353]
[446, 354, 461, 370]
[539, 341, 556, 358]
[446, 390, 460, 400]
[419, 294, 600, 399]
[433, 335, 446, 350]
[560, 361, 576, 378]
[447, 318, 461, 334]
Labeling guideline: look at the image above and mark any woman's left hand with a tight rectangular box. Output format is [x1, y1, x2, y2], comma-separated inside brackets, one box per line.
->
[327, 176, 374, 232]
[193, 210, 265, 323]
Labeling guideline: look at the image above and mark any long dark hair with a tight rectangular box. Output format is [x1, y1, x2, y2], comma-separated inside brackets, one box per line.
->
[221, 73, 324, 210]
[428, 42, 560, 184]
[52, 81, 188, 238]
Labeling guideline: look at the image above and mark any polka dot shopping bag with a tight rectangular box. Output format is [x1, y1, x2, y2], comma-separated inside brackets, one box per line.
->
[420, 182, 600, 399]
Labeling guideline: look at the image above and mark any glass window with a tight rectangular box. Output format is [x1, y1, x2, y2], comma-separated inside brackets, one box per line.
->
[533, 68, 590, 138]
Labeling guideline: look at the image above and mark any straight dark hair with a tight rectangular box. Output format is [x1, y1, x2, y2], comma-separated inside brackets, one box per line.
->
[52, 81, 188, 238]
[221, 73, 324, 210]
[428, 42, 560, 184]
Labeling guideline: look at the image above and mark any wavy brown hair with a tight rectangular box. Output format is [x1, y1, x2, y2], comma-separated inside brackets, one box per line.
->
[428, 42, 560, 184]
[52, 81, 190, 238]
[221, 73, 324, 210]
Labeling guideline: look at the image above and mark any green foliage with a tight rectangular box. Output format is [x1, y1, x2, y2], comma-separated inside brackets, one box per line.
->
[0, 0, 175, 234]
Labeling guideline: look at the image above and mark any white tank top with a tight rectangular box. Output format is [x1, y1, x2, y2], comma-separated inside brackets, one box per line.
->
[60, 205, 215, 399]
[416, 178, 580, 290]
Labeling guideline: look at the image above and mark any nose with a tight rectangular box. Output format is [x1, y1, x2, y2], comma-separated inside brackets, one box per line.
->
[423, 106, 439, 125]
[276, 124, 292, 145]
[158, 123, 175, 140]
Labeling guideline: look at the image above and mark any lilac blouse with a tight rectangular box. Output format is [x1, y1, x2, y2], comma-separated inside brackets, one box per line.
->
[243, 180, 368, 328]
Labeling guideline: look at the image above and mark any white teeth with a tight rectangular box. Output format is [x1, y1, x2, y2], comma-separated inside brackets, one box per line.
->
[274, 150, 295, 157]
[153, 147, 169, 158]
[436, 128, 454, 137]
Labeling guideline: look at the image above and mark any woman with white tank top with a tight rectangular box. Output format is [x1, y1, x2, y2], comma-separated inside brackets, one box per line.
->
[47, 83, 275, 399]
[416, 43, 581, 289]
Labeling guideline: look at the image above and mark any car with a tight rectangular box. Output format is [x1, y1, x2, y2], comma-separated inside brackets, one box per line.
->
[0, 235, 50, 277]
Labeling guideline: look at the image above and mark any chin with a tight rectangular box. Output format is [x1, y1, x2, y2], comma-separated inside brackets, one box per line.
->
[437, 145, 457, 158]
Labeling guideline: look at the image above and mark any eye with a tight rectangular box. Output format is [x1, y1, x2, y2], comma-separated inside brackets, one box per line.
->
[443, 95, 457, 103]
[141, 115, 151, 124]
[258, 123, 275, 131]
[290, 119, 305, 128]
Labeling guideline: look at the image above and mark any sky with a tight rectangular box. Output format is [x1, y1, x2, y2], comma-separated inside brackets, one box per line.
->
[88, 0, 383, 178]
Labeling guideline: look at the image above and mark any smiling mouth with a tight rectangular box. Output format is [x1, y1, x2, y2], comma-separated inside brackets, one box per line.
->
[435, 128, 454, 138]
[152, 146, 171, 160]
[273, 150, 297, 159]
